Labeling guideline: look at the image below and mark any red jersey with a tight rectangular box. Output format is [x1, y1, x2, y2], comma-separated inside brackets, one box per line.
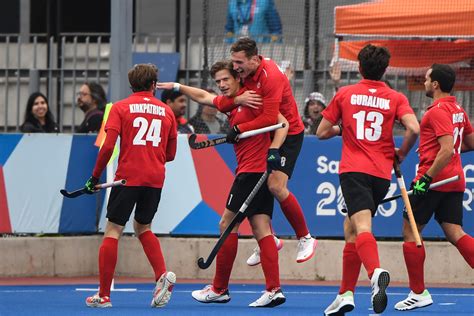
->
[214, 92, 270, 175]
[105, 91, 178, 188]
[416, 96, 472, 192]
[215, 56, 304, 135]
[323, 79, 414, 180]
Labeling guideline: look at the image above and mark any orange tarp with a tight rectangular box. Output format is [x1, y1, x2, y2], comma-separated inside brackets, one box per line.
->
[339, 40, 474, 68]
[335, 0, 474, 38]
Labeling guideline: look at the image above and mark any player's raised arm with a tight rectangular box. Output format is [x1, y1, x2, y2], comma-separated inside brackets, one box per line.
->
[156, 82, 215, 106]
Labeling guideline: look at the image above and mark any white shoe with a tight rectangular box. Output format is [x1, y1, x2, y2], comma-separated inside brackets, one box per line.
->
[246, 236, 284, 266]
[151, 271, 176, 308]
[296, 236, 317, 263]
[324, 291, 355, 316]
[370, 268, 390, 314]
[191, 285, 231, 304]
[394, 290, 433, 311]
[249, 288, 286, 307]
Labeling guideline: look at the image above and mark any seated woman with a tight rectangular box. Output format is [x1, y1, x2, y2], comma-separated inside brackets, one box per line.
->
[20, 92, 59, 133]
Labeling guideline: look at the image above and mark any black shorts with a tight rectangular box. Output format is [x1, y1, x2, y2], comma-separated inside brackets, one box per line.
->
[107, 186, 162, 226]
[339, 172, 390, 217]
[405, 190, 464, 226]
[226, 173, 274, 218]
[275, 131, 304, 178]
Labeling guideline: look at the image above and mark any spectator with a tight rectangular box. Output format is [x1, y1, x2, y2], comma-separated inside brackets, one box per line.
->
[76, 82, 106, 133]
[302, 92, 326, 135]
[161, 89, 194, 134]
[189, 89, 228, 134]
[20, 92, 59, 133]
[225, 0, 282, 43]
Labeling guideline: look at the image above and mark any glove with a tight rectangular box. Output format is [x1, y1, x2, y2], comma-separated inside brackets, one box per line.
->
[412, 174, 432, 196]
[267, 148, 282, 172]
[226, 125, 241, 144]
[84, 176, 99, 194]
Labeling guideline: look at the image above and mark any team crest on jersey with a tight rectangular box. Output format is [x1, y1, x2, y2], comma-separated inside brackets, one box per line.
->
[257, 82, 261, 89]
[368, 88, 377, 94]
[143, 97, 150, 101]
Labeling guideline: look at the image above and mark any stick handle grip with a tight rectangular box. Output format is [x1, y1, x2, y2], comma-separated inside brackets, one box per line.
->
[95, 179, 127, 189]
[381, 175, 460, 203]
[238, 123, 285, 139]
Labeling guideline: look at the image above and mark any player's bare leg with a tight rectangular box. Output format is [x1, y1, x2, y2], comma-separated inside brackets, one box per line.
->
[442, 222, 474, 268]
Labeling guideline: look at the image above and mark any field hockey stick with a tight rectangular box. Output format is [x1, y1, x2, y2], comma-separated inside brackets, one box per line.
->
[380, 175, 459, 204]
[197, 171, 269, 269]
[393, 159, 422, 247]
[188, 123, 286, 150]
[60, 179, 126, 198]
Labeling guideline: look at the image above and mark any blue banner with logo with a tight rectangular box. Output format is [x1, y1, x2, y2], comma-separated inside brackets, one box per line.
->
[271, 136, 474, 238]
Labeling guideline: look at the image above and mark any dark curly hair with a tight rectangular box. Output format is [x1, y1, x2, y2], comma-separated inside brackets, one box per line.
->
[358, 44, 391, 81]
[429, 63, 456, 93]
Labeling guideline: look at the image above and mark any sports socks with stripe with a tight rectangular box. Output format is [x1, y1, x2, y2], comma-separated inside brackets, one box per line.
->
[280, 192, 309, 239]
[403, 241, 426, 294]
[258, 234, 281, 291]
[98, 237, 118, 297]
[138, 230, 166, 281]
[213, 232, 238, 293]
[355, 232, 380, 279]
[339, 242, 361, 294]
[456, 234, 474, 268]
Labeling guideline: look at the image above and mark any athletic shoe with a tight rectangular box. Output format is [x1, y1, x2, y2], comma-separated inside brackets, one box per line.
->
[191, 285, 231, 303]
[151, 271, 176, 308]
[85, 293, 112, 308]
[324, 291, 355, 316]
[296, 236, 318, 263]
[370, 268, 390, 314]
[394, 289, 433, 311]
[247, 236, 284, 266]
[249, 288, 286, 307]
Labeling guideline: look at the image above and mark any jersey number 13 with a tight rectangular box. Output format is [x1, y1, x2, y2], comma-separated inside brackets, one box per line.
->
[352, 110, 384, 141]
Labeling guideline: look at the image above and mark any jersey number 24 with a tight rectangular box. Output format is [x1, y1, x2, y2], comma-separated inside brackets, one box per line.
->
[133, 117, 162, 147]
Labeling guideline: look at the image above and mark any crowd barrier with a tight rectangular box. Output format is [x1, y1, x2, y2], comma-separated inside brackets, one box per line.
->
[0, 134, 473, 238]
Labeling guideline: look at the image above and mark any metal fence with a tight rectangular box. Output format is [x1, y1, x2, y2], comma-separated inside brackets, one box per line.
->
[0, 33, 472, 133]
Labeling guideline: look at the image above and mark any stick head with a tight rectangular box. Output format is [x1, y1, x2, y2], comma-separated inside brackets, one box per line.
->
[59, 189, 68, 197]
[197, 257, 210, 269]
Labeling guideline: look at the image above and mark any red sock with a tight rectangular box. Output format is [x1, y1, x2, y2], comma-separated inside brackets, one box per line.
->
[98, 237, 118, 297]
[139, 231, 166, 280]
[456, 234, 474, 268]
[213, 233, 238, 292]
[355, 232, 380, 279]
[280, 192, 309, 238]
[339, 242, 361, 294]
[259, 235, 280, 291]
[403, 242, 426, 293]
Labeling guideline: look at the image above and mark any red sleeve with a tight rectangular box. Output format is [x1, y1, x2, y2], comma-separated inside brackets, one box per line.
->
[322, 93, 342, 124]
[92, 129, 119, 178]
[237, 78, 280, 132]
[395, 93, 414, 120]
[166, 137, 177, 162]
[213, 95, 238, 112]
[464, 111, 473, 135]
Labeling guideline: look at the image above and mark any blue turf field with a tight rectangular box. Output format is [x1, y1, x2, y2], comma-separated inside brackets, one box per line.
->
[0, 283, 472, 315]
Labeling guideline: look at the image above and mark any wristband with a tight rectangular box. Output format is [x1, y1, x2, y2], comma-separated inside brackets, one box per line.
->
[173, 82, 181, 92]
